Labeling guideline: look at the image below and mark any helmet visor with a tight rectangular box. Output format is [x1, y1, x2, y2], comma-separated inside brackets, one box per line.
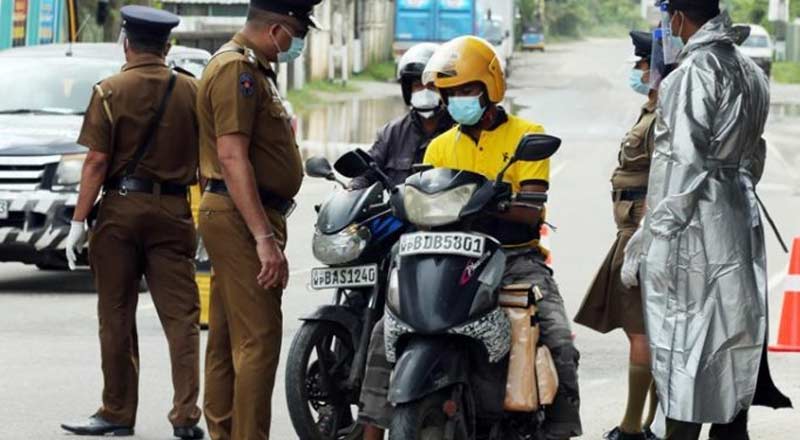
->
[421, 44, 462, 86]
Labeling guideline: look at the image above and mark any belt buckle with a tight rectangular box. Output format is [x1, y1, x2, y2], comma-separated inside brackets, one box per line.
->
[284, 201, 297, 218]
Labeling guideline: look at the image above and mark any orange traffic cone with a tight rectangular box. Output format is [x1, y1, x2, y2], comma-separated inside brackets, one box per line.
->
[770, 237, 800, 353]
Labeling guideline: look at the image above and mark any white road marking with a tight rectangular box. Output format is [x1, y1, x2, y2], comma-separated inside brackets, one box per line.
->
[770, 268, 787, 292]
[552, 161, 568, 178]
[764, 137, 800, 182]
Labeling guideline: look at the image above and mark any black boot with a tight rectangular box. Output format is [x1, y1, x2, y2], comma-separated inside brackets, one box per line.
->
[174, 425, 205, 439]
[643, 427, 662, 440]
[61, 415, 134, 436]
[604, 427, 647, 440]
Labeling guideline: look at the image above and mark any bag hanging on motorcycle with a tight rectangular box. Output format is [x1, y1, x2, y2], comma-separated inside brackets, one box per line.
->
[499, 284, 540, 412]
[535, 344, 559, 405]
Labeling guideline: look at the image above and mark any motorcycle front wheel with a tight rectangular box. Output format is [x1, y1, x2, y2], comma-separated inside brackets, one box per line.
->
[286, 321, 363, 440]
[389, 390, 468, 440]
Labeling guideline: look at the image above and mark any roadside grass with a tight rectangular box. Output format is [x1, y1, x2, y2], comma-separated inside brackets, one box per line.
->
[773, 62, 800, 84]
[353, 60, 397, 82]
[286, 79, 359, 112]
[286, 60, 396, 111]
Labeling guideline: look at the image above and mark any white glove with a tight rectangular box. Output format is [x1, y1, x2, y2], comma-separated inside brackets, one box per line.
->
[65, 220, 87, 271]
[620, 227, 644, 288]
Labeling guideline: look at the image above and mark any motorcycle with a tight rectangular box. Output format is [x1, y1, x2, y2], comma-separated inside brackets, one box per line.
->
[285, 154, 407, 440]
[335, 134, 561, 440]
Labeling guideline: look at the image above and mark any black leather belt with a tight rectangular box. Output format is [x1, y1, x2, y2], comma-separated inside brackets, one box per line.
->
[105, 176, 188, 197]
[205, 179, 295, 216]
[612, 188, 648, 202]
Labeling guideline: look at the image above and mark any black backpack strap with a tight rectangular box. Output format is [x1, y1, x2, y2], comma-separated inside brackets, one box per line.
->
[123, 70, 178, 177]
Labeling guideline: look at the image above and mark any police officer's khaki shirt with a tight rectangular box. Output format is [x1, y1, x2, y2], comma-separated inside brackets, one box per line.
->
[78, 53, 199, 185]
[197, 33, 303, 200]
[610, 100, 656, 190]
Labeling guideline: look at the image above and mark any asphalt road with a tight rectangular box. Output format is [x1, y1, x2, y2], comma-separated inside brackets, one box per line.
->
[1, 38, 799, 439]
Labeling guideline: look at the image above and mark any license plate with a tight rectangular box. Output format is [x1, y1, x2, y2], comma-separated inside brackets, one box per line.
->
[398, 232, 485, 258]
[311, 264, 378, 290]
[0, 200, 8, 220]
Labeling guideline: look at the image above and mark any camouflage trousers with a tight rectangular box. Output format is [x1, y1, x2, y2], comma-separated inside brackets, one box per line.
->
[357, 250, 582, 439]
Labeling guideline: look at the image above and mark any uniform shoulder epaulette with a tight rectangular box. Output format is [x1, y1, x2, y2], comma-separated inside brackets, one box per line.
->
[93, 80, 113, 123]
[242, 47, 258, 66]
[212, 44, 257, 67]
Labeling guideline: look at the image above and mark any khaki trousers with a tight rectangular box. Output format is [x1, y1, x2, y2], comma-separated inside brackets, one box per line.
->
[199, 193, 286, 440]
[89, 192, 201, 427]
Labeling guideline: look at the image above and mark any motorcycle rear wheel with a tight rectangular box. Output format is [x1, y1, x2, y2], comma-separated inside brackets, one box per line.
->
[286, 321, 363, 440]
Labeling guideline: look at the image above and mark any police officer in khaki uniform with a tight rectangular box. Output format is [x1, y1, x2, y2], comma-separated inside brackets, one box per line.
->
[61, 5, 204, 439]
[196, 1, 321, 439]
[574, 31, 664, 440]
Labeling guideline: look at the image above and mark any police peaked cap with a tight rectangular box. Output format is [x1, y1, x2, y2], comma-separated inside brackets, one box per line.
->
[121, 5, 180, 43]
[630, 31, 653, 60]
[250, 0, 323, 29]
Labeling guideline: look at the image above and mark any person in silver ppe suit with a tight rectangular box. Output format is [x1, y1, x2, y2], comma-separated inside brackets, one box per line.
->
[621, 1, 792, 439]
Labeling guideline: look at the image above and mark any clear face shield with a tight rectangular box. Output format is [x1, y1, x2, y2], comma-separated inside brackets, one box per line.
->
[650, 28, 665, 90]
[117, 28, 127, 46]
[658, 1, 682, 65]
[421, 45, 461, 87]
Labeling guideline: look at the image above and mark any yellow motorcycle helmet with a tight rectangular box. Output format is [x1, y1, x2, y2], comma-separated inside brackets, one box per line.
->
[422, 35, 506, 103]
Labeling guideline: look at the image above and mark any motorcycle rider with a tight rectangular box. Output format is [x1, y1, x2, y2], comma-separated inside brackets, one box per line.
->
[350, 43, 453, 189]
[356, 42, 452, 440]
[359, 35, 582, 440]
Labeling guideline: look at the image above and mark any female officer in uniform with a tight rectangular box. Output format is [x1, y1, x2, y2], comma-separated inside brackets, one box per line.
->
[574, 31, 665, 440]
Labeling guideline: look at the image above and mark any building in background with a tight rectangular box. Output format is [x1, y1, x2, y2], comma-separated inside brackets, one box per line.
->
[0, 0, 66, 49]
[162, 0, 247, 53]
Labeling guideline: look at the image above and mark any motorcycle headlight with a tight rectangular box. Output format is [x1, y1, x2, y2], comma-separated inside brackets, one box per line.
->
[312, 224, 371, 265]
[403, 183, 477, 227]
[386, 267, 400, 311]
[53, 153, 86, 189]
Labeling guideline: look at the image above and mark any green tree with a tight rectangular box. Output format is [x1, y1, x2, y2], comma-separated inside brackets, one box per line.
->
[75, 0, 153, 42]
[531, 0, 644, 38]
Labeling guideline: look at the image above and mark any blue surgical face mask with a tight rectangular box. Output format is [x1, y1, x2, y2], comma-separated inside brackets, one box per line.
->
[629, 68, 650, 95]
[274, 26, 305, 63]
[447, 94, 486, 126]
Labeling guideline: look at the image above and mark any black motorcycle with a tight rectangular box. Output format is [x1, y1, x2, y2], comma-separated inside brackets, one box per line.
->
[286, 155, 407, 440]
[335, 134, 560, 440]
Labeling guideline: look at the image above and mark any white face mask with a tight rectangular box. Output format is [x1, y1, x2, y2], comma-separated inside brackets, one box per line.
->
[410, 89, 440, 115]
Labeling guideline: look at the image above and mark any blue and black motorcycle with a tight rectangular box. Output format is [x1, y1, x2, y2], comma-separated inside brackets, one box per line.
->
[286, 154, 407, 440]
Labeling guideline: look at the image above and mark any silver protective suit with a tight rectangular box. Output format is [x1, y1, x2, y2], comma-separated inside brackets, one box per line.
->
[641, 12, 785, 423]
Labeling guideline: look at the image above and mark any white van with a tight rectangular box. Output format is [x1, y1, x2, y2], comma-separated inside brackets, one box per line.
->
[737, 24, 774, 77]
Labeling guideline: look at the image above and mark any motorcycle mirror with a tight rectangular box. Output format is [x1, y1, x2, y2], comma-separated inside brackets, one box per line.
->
[305, 157, 335, 179]
[495, 134, 561, 186]
[514, 134, 561, 162]
[334, 150, 372, 178]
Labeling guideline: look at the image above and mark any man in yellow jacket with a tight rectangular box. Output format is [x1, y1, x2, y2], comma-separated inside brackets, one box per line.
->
[359, 36, 581, 440]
